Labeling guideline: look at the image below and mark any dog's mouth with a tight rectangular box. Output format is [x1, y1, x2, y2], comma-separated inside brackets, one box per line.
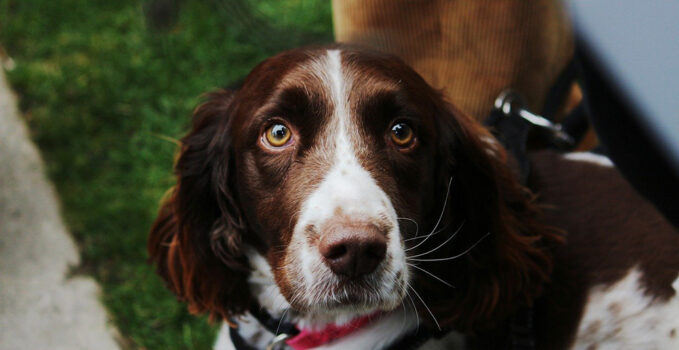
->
[288, 265, 408, 315]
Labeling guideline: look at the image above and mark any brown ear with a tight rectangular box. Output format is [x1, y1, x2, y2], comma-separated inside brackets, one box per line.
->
[417, 100, 562, 331]
[148, 89, 250, 321]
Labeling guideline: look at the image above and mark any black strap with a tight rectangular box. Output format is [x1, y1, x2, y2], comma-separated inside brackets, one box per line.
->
[541, 59, 578, 120]
[229, 326, 260, 350]
[247, 303, 299, 337]
[484, 95, 533, 184]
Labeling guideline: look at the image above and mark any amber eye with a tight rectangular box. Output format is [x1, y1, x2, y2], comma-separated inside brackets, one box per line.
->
[390, 122, 415, 147]
[264, 123, 292, 147]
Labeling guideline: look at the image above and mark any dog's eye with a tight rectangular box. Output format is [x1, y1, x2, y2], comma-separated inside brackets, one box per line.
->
[390, 122, 415, 147]
[265, 123, 292, 147]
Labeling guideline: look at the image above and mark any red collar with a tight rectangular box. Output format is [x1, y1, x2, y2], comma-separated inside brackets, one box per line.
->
[285, 312, 382, 350]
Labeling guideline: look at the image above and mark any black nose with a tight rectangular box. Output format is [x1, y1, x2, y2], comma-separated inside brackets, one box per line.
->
[319, 223, 387, 278]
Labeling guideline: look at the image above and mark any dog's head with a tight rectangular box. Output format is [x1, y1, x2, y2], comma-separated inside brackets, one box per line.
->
[149, 45, 560, 330]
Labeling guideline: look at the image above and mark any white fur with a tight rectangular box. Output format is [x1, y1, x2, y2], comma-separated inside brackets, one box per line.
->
[214, 323, 236, 350]
[563, 152, 614, 167]
[246, 248, 291, 317]
[573, 267, 679, 349]
[214, 314, 273, 350]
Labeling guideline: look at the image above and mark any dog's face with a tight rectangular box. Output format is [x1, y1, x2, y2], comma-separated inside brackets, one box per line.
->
[149, 45, 557, 330]
[230, 48, 441, 316]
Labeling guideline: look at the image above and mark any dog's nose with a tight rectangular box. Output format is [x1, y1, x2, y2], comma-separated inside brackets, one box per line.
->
[319, 223, 387, 278]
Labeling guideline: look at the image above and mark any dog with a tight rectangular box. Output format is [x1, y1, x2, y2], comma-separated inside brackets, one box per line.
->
[148, 45, 679, 349]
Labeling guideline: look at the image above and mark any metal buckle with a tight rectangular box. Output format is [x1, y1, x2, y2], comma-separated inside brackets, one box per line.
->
[494, 90, 575, 150]
[266, 333, 291, 350]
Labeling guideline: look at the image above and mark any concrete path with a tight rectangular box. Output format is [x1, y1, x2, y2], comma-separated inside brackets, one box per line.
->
[0, 68, 120, 349]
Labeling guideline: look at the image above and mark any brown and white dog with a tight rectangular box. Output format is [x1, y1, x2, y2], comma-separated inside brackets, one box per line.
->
[149, 45, 679, 349]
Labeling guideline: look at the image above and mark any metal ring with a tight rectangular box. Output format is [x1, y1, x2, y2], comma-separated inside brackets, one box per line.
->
[266, 333, 291, 350]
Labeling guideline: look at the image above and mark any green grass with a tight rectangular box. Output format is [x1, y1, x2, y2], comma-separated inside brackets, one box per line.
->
[0, 0, 332, 348]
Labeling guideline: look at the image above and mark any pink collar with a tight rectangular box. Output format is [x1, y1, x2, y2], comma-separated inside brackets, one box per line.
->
[285, 313, 382, 350]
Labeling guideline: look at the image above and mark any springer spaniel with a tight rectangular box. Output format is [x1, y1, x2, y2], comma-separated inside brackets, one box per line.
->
[149, 45, 679, 349]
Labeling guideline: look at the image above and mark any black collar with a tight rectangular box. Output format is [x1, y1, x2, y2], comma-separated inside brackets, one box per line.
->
[229, 305, 438, 350]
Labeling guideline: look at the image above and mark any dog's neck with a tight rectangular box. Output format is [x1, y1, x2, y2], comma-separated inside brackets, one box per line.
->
[232, 249, 419, 349]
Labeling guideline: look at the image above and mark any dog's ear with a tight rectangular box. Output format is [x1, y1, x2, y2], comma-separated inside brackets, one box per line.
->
[148, 89, 250, 322]
[420, 100, 562, 331]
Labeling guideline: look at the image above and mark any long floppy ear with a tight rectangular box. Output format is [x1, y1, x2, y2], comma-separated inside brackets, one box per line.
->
[418, 99, 563, 331]
[148, 89, 250, 322]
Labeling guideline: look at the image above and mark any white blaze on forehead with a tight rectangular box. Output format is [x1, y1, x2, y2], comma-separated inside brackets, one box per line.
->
[308, 49, 391, 222]
[299, 49, 395, 231]
[289, 49, 407, 304]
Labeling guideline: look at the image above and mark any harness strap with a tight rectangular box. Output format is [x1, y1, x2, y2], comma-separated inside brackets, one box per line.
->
[485, 90, 577, 350]
[541, 59, 578, 119]
[484, 92, 533, 183]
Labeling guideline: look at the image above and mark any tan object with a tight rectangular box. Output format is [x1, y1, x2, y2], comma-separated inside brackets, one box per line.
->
[333, 0, 574, 121]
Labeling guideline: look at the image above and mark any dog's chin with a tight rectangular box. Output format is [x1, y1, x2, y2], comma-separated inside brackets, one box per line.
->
[291, 294, 404, 330]
[287, 274, 407, 324]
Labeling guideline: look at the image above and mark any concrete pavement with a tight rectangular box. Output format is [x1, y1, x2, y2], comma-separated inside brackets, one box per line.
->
[0, 67, 120, 349]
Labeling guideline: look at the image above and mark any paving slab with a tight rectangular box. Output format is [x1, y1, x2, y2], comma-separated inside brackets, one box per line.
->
[0, 68, 120, 350]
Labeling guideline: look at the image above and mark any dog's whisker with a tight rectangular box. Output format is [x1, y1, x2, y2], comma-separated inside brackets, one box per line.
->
[397, 217, 419, 239]
[404, 222, 452, 248]
[407, 177, 453, 252]
[403, 222, 446, 242]
[399, 299, 408, 333]
[409, 232, 490, 262]
[407, 220, 465, 257]
[407, 263, 455, 288]
[409, 284, 441, 331]
[404, 286, 420, 332]
[275, 308, 290, 335]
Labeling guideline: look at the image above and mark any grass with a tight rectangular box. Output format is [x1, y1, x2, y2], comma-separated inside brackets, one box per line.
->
[0, 0, 332, 348]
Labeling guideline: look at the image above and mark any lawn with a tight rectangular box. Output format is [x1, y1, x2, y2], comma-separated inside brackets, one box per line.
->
[0, 0, 332, 348]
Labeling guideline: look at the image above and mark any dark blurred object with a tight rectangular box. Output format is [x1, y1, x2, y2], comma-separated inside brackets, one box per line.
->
[143, 0, 332, 50]
[144, 0, 183, 32]
[570, 1, 679, 228]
